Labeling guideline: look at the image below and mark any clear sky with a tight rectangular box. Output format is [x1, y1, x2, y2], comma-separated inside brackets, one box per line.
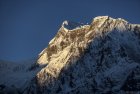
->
[0, 0, 140, 62]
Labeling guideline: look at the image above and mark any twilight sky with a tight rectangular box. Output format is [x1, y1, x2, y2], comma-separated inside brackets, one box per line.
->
[0, 0, 140, 62]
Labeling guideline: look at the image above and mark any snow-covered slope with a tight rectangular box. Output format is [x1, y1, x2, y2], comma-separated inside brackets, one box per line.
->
[0, 59, 42, 93]
[1, 16, 140, 94]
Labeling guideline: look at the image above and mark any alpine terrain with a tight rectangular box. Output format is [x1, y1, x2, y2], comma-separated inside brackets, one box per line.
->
[0, 16, 140, 94]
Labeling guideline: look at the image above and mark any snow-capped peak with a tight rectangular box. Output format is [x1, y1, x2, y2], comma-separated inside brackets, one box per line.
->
[1, 16, 140, 94]
[32, 16, 140, 94]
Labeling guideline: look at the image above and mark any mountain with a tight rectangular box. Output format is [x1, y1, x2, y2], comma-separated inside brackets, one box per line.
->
[0, 59, 41, 94]
[1, 16, 140, 94]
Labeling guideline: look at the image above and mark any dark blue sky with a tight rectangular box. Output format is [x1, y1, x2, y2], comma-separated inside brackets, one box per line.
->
[0, 0, 140, 62]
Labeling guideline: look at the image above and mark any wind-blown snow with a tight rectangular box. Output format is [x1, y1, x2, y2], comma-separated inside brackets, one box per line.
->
[62, 20, 88, 30]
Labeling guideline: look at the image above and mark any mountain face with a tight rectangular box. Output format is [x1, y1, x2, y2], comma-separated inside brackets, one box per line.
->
[1, 16, 140, 94]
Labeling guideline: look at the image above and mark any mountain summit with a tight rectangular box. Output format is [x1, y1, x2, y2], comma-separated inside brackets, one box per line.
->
[1, 16, 140, 94]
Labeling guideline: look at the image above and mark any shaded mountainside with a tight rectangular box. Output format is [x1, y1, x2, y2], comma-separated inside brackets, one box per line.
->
[0, 59, 42, 94]
[1, 16, 140, 94]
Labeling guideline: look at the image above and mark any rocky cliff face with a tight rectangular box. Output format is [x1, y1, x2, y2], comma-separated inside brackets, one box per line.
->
[25, 16, 140, 94]
[1, 16, 140, 94]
